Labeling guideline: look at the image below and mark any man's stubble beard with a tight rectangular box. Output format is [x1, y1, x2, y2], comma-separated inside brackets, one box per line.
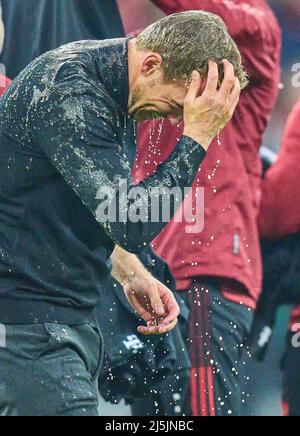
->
[128, 80, 162, 122]
[128, 84, 144, 120]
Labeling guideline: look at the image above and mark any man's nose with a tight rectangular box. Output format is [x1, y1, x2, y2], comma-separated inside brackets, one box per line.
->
[168, 115, 182, 126]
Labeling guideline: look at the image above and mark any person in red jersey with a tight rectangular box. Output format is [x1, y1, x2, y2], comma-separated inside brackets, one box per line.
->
[259, 98, 300, 241]
[134, 0, 281, 416]
[0, 2, 10, 96]
[259, 98, 300, 417]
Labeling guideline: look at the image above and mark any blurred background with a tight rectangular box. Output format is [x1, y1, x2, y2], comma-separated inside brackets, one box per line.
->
[266, 0, 300, 151]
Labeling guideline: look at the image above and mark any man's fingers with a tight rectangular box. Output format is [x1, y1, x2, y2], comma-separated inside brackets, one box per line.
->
[137, 319, 178, 335]
[155, 283, 180, 325]
[124, 284, 153, 321]
[148, 286, 165, 316]
[218, 59, 235, 99]
[229, 77, 241, 103]
[226, 77, 241, 117]
[185, 70, 202, 101]
[162, 294, 180, 325]
[137, 326, 156, 335]
[203, 60, 219, 94]
[159, 319, 178, 334]
[137, 324, 160, 335]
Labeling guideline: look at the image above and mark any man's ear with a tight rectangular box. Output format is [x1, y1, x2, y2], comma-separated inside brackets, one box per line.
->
[141, 53, 163, 77]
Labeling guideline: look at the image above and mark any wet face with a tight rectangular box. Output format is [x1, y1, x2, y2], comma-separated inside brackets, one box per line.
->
[128, 47, 188, 125]
[128, 77, 187, 125]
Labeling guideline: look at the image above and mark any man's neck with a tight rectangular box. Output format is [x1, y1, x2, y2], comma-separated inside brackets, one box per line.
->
[128, 39, 140, 98]
[96, 38, 130, 114]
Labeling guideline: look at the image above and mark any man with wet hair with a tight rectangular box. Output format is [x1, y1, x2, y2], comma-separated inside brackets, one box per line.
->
[0, 12, 242, 415]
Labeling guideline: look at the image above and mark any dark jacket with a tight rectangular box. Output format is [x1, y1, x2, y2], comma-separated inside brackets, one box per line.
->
[0, 38, 206, 324]
[98, 248, 191, 405]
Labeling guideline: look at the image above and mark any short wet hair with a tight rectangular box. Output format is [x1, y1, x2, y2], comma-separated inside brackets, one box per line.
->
[136, 11, 248, 89]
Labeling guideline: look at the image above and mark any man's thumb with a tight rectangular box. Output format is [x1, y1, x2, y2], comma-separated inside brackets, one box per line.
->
[149, 287, 165, 316]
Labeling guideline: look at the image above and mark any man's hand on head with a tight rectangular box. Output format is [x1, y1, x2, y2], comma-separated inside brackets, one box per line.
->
[183, 60, 241, 150]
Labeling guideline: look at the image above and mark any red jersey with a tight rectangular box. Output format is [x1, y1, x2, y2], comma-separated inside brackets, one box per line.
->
[0, 74, 11, 97]
[290, 307, 300, 331]
[259, 98, 300, 327]
[135, 0, 281, 308]
[259, 98, 300, 240]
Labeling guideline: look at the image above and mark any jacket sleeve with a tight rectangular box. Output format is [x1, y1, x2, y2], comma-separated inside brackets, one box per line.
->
[151, 0, 281, 83]
[259, 100, 300, 240]
[31, 80, 206, 254]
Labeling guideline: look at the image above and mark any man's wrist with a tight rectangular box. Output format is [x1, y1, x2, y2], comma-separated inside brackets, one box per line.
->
[121, 267, 153, 287]
[121, 270, 135, 287]
[183, 130, 211, 150]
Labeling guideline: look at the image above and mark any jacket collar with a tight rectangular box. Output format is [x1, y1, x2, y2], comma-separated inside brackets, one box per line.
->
[96, 38, 130, 114]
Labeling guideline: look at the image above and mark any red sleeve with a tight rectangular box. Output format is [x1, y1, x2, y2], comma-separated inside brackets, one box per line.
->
[0, 75, 12, 97]
[150, 0, 185, 15]
[151, 0, 276, 39]
[259, 99, 300, 240]
[151, 0, 281, 82]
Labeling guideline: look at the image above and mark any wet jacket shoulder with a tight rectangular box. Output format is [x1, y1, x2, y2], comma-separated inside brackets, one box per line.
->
[0, 39, 206, 254]
[0, 41, 119, 143]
